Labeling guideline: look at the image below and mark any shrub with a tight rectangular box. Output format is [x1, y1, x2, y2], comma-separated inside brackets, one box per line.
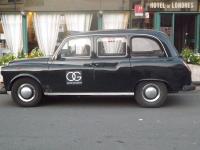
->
[0, 57, 3, 66]
[181, 48, 200, 65]
[0, 54, 16, 65]
[28, 47, 44, 58]
[0, 47, 44, 66]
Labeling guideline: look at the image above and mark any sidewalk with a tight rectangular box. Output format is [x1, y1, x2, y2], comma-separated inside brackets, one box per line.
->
[0, 82, 6, 94]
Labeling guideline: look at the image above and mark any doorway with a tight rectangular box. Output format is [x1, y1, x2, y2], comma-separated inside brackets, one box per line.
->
[174, 14, 195, 52]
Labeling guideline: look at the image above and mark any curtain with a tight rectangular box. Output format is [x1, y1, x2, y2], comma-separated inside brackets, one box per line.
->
[65, 13, 93, 32]
[1, 14, 23, 57]
[33, 13, 60, 56]
[102, 12, 129, 54]
[101, 37, 125, 54]
[102, 12, 129, 29]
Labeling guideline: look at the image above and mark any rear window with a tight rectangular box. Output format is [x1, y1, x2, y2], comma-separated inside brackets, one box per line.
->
[131, 37, 165, 57]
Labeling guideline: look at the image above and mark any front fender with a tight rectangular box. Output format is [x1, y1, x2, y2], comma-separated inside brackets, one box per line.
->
[8, 74, 42, 91]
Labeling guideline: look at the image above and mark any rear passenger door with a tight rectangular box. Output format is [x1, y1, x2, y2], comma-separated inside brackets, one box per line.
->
[130, 35, 170, 88]
[92, 35, 132, 92]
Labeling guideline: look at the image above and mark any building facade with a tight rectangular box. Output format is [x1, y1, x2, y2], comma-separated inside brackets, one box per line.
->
[0, 0, 200, 56]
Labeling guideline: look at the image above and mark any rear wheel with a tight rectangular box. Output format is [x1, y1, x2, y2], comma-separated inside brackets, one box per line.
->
[11, 78, 42, 107]
[135, 81, 167, 108]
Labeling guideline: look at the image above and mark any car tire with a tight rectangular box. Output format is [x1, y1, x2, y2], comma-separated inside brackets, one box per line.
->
[11, 78, 43, 107]
[135, 81, 167, 108]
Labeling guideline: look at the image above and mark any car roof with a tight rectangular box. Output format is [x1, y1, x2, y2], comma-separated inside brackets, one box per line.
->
[68, 29, 167, 37]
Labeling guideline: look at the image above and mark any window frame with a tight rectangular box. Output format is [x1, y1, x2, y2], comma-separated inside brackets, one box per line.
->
[130, 35, 168, 58]
[96, 35, 128, 58]
[59, 36, 93, 59]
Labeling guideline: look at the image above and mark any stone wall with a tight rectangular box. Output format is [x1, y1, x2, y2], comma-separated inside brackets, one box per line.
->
[24, 0, 129, 11]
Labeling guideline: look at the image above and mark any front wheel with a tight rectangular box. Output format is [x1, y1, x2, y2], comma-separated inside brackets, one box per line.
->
[135, 81, 167, 108]
[11, 78, 43, 107]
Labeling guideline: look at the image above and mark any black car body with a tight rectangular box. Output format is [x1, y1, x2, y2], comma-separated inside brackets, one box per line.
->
[0, 29, 194, 107]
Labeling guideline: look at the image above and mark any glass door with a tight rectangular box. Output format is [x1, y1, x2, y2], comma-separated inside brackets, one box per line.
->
[174, 14, 196, 52]
[160, 14, 174, 42]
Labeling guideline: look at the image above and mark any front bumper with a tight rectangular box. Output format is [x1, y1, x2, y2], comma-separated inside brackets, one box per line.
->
[182, 84, 196, 91]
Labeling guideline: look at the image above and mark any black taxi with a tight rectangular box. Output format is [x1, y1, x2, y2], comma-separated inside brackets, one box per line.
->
[0, 29, 194, 107]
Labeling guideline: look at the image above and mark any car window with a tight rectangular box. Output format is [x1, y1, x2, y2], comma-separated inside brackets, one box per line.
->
[97, 37, 127, 57]
[61, 38, 91, 58]
[131, 37, 165, 57]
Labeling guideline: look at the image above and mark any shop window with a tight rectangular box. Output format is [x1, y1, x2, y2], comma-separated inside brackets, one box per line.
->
[131, 0, 154, 29]
[131, 12, 154, 29]
[0, 19, 8, 55]
[160, 14, 173, 38]
[27, 12, 39, 53]
[90, 13, 98, 31]
[8, 0, 24, 3]
[57, 15, 68, 48]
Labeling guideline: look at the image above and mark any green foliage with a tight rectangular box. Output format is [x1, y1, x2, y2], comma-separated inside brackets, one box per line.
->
[0, 47, 44, 66]
[0, 54, 16, 66]
[181, 48, 200, 65]
[28, 47, 44, 58]
[18, 51, 28, 59]
[0, 58, 3, 66]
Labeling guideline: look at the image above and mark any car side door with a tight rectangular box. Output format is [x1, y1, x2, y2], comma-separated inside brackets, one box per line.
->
[92, 35, 132, 92]
[47, 36, 95, 93]
[129, 35, 173, 89]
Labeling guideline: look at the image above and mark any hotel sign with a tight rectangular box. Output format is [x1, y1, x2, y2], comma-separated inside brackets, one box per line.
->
[146, 0, 198, 12]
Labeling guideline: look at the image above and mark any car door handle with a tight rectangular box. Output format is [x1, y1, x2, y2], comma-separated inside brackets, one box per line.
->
[92, 63, 100, 67]
[84, 63, 93, 67]
[84, 63, 100, 67]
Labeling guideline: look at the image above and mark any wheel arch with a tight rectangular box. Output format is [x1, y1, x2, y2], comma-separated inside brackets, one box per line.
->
[8, 74, 42, 91]
[134, 79, 171, 92]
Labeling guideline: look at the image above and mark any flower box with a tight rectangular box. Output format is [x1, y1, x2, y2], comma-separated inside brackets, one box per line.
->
[188, 64, 200, 83]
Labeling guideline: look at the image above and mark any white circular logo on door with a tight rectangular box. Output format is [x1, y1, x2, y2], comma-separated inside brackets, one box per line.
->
[66, 71, 82, 82]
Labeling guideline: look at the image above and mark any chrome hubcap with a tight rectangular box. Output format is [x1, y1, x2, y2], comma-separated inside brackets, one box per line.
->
[142, 84, 160, 102]
[17, 84, 35, 102]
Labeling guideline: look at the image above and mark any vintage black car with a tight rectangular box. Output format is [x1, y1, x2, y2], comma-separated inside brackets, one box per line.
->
[0, 29, 195, 107]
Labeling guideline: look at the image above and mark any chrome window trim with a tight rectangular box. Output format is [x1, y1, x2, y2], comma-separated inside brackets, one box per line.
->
[44, 92, 134, 96]
[52, 33, 169, 60]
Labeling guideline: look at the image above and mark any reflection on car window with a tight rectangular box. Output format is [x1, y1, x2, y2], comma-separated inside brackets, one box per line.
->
[132, 37, 165, 57]
[97, 37, 127, 57]
[61, 38, 91, 57]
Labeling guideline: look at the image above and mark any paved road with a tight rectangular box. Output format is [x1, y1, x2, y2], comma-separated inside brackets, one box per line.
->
[0, 91, 200, 150]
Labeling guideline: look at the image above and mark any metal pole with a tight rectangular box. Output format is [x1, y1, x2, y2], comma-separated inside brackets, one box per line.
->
[14, 0, 16, 11]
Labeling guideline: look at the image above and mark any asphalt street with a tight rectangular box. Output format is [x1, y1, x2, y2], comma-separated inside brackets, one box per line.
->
[0, 90, 200, 150]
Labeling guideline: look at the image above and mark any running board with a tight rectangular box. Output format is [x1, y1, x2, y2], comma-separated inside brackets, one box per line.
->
[44, 92, 134, 96]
